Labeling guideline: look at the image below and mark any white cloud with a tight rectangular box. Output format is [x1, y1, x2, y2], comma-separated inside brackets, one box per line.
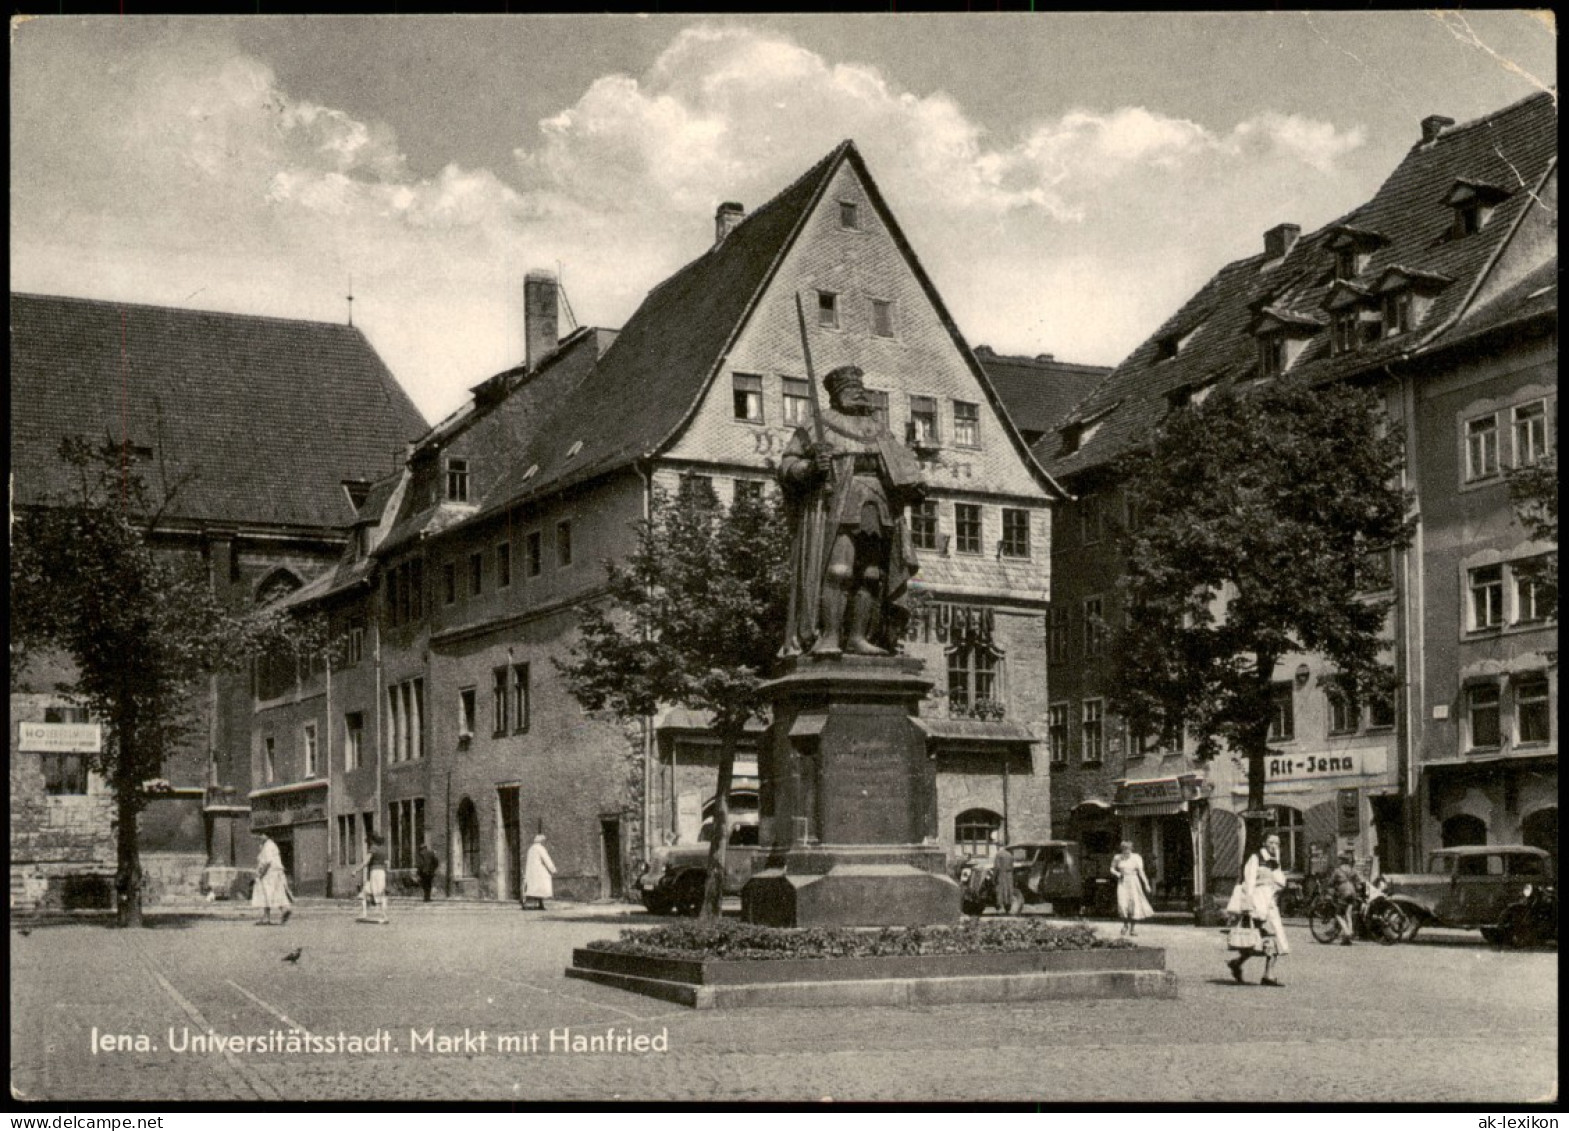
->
[11, 21, 1370, 420]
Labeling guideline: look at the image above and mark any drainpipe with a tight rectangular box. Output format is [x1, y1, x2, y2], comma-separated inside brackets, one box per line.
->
[639, 460, 657, 859]
[325, 643, 333, 895]
[1400, 364, 1426, 872]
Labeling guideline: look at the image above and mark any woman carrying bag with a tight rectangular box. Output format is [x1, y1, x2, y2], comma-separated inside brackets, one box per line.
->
[1227, 833, 1291, 986]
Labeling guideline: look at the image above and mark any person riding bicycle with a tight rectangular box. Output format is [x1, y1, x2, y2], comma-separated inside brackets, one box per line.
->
[1329, 851, 1366, 946]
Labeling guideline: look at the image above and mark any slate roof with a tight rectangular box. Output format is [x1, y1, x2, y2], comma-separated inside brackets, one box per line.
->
[11, 294, 427, 529]
[1037, 91, 1558, 483]
[977, 349, 1112, 444]
[472, 139, 1065, 521]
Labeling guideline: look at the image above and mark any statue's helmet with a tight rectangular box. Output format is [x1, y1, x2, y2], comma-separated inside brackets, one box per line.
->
[822, 365, 865, 399]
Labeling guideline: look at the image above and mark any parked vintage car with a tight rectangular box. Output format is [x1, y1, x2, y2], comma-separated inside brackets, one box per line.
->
[635, 790, 761, 916]
[958, 841, 1085, 917]
[1380, 845, 1554, 942]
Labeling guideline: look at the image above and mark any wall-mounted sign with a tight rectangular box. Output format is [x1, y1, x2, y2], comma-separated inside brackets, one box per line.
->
[1264, 747, 1385, 782]
[1337, 787, 1361, 837]
[19, 722, 102, 754]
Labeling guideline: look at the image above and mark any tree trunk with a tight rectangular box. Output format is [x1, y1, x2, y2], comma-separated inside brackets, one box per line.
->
[115, 788, 143, 928]
[1242, 655, 1277, 860]
[699, 728, 738, 921]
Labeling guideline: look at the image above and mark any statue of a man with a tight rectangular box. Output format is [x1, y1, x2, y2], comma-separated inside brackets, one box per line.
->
[778, 365, 925, 657]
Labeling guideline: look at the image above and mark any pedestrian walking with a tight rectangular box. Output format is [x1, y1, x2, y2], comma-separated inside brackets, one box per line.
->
[992, 842, 1016, 914]
[1329, 851, 1365, 945]
[1228, 833, 1291, 986]
[1111, 840, 1154, 936]
[358, 832, 389, 923]
[521, 833, 556, 910]
[416, 838, 441, 903]
[251, 834, 293, 926]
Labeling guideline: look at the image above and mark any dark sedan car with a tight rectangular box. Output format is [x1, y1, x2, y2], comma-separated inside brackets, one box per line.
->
[1381, 845, 1553, 942]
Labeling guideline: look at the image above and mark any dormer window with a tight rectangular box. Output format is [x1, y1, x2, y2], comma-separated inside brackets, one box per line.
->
[1325, 225, 1388, 281]
[1372, 267, 1451, 339]
[445, 458, 469, 503]
[1155, 336, 1180, 362]
[1383, 290, 1415, 337]
[1442, 179, 1510, 239]
[1258, 334, 1287, 379]
[1252, 305, 1324, 374]
[1332, 310, 1360, 355]
[1061, 423, 1083, 456]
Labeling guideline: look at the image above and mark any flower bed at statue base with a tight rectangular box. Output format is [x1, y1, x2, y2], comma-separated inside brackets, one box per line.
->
[565, 920, 1178, 1009]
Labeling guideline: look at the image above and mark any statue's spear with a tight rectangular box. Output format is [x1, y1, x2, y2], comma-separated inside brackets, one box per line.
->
[793, 291, 832, 644]
[793, 291, 829, 455]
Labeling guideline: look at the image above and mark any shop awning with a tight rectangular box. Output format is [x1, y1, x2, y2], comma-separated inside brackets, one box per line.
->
[1119, 801, 1190, 818]
[911, 718, 1038, 744]
[1113, 773, 1207, 814]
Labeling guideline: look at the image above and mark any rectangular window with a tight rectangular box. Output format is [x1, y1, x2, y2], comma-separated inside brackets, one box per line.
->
[458, 687, 477, 741]
[497, 542, 512, 588]
[1080, 494, 1104, 546]
[1367, 691, 1396, 731]
[40, 753, 88, 796]
[1328, 691, 1357, 736]
[303, 722, 319, 777]
[953, 401, 980, 448]
[556, 521, 573, 567]
[735, 479, 765, 504]
[469, 551, 484, 597]
[1468, 683, 1501, 748]
[1516, 674, 1550, 744]
[909, 395, 939, 443]
[526, 532, 542, 577]
[1515, 567, 1550, 624]
[1466, 415, 1499, 481]
[1048, 704, 1069, 765]
[1469, 565, 1504, 630]
[337, 815, 354, 866]
[1082, 700, 1104, 764]
[1332, 311, 1359, 355]
[1268, 683, 1295, 743]
[1358, 546, 1395, 593]
[493, 666, 509, 736]
[408, 560, 422, 619]
[1001, 508, 1030, 558]
[732, 373, 764, 423]
[1384, 291, 1414, 337]
[945, 646, 998, 716]
[512, 663, 531, 734]
[954, 503, 982, 554]
[443, 562, 457, 605]
[1513, 400, 1550, 466]
[346, 624, 365, 666]
[871, 299, 895, 339]
[386, 687, 400, 762]
[446, 458, 469, 503]
[782, 378, 812, 427]
[839, 200, 859, 230]
[1258, 335, 1285, 379]
[344, 712, 364, 771]
[264, 737, 277, 784]
[817, 290, 840, 329]
[910, 500, 939, 551]
[679, 474, 717, 507]
[1048, 607, 1070, 665]
[1083, 597, 1105, 658]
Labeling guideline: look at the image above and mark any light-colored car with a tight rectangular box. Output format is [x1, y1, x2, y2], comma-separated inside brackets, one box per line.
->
[1381, 845, 1553, 941]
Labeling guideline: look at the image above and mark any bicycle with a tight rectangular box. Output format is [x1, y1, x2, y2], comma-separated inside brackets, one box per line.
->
[1308, 883, 1407, 945]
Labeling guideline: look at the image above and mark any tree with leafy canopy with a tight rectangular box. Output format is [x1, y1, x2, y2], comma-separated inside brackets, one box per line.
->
[1505, 451, 1557, 620]
[11, 437, 321, 927]
[1106, 376, 1414, 859]
[557, 482, 791, 919]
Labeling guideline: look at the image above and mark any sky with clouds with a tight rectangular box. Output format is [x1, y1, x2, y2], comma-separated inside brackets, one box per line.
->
[11, 12, 1556, 423]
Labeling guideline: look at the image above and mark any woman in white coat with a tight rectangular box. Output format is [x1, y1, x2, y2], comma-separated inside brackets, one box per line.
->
[522, 834, 557, 910]
[251, 834, 293, 925]
[1228, 833, 1290, 986]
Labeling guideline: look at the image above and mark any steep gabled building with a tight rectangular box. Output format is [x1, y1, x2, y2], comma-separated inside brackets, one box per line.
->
[1034, 92, 1556, 908]
[255, 141, 1069, 902]
[10, 294, 426, 909]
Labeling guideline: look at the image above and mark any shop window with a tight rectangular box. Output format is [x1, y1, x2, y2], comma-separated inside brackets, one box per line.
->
[910, 500, 939, 552]
[1270, 806, 1305, 872]
[732, 373, 764, 423]
[1468, 565, 1504, 630]
[1082, 700, 1104, 764]
[953, 401, 980, 449]
[954, 504, 982, 555]
[1465, 414, 1499, 481]
[1516, 674, 1550, 744]
[40, 753, 87, 796]
[954, 809, 1003, 856]
[1048, 704, 1069, 766]
[1268, 683, 1294, 743]
[1468, 683, 1501, 749]
[783, 378, 812, 427]
[1001, 509, 1030, 559]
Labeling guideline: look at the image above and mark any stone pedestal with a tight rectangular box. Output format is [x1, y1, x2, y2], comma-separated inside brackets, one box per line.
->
[742, 655, 961, 928]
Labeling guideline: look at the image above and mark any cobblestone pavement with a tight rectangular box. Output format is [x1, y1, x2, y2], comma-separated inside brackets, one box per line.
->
[10, 904, 1557, 1104]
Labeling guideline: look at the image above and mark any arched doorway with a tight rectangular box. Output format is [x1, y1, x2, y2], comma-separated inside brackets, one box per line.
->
[1522, 807, 1556, 866]
[1441, 813, 1488, 847]
[453, 797, 480, 882]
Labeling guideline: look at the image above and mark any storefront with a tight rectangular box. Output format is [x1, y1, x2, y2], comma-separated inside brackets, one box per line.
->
[249, 781, 329, 896]
[1114, 773, 1209, 911]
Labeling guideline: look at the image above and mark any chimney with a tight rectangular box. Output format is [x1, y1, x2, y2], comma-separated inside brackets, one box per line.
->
[1421, 115, 1455, 145]
[714, 202, 745, 247]
[1264, 223, 1301, 261]
[524, 269, 559, 372]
